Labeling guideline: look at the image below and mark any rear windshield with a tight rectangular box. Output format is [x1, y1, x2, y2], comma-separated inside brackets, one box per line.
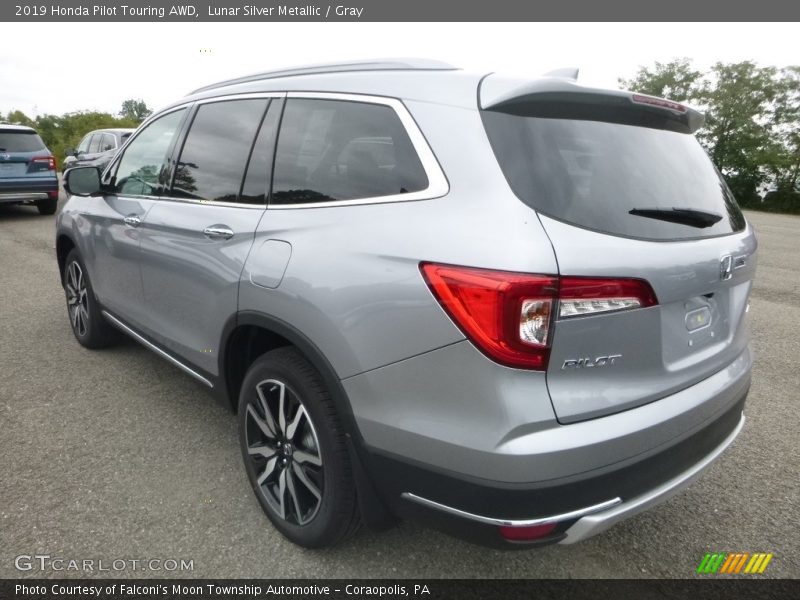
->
[0, 130, 47, 153]
[481, 111, 746, 240]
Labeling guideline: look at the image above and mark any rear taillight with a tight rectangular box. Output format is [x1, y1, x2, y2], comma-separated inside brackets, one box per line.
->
[420, 263, 558, 370]
[421, 263, 658, 371]
[559, 277, 657, 318]
[31, 155, 56, 171]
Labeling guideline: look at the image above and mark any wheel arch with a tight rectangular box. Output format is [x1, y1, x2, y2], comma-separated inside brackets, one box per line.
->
[219, 310, 395, 528]
[220, 311, 356, 427]
[56, 232, 77, 283]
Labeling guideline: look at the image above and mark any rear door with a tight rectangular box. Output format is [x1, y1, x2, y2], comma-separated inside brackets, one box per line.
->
[137, 96, 281, 376]
[481, 90, 756, 423]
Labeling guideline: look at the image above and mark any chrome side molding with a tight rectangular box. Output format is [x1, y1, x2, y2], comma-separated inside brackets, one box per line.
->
[101, 310, 213, 388]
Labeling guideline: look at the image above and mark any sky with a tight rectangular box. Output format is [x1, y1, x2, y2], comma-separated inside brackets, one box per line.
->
[1, 22, 798, 117]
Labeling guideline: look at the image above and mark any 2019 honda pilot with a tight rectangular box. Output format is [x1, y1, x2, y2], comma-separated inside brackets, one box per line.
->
[56, 59, 756, 548]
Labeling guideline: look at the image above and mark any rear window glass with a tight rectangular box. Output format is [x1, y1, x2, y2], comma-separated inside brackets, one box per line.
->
[0, 131, 46, 152]
[481, 111, 746, 240]
[272, 99, 428, 205]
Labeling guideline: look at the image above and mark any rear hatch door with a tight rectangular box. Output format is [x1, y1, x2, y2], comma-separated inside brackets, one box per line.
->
[481, 78, 757, 423]
[0, 129, 51, 180]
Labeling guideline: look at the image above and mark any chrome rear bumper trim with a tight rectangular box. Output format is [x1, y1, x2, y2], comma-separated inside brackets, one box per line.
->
[560, 412, 745, 544]
[401, 492, 621, 528]
[0, 192, 49, 201]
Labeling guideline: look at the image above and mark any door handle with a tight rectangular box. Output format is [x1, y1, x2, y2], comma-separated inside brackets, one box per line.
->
[123, 214, 142, 227]
[203, 225, 234, 240]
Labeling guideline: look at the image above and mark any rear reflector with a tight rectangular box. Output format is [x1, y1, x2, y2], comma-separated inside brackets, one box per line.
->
[421, 263, 658, 371]
[498, 522, 557, 541]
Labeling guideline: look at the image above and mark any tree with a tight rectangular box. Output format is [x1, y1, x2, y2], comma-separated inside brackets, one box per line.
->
[696, 62, 780, 203]
[119, 99, 152, 123]
[618, 58, 703, 103]
[770, 66, 800, 192]
[622, 59, 788, 207]
[5, 110, 34, 126]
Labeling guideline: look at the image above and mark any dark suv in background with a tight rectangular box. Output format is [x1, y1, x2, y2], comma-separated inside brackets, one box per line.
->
[63, 128, 135, 172]
[0, 124, 59, 215]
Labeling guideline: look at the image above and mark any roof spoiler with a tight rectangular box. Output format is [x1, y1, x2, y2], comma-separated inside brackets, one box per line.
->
[480, 75, 705, 134]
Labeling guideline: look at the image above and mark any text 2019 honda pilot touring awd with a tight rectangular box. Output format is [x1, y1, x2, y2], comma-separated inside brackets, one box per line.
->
[56, 60, 756, 548]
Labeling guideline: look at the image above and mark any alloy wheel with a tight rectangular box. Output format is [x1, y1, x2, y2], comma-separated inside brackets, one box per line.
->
[245, 379, 324, 526]
[66, 261, 89, 337]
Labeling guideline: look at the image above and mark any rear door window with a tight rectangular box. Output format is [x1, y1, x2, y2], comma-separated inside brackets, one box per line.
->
[271, 98, 428, 205]
[240, 99, 282, 205]
[88, 134, 102, 154]
[481, 109, 746, 240]
[0, 131, 46, 152]
[170, 98, 268, 203]
[100, 133, 116, 152]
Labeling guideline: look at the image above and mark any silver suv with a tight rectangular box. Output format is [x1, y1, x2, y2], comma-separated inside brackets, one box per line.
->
[57, 60, 756, 548]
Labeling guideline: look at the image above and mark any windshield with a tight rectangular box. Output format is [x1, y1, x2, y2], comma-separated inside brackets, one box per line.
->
[481, 111, 746, 240]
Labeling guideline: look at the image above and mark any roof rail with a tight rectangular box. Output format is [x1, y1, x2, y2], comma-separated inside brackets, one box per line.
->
[189, 58, 458, 95]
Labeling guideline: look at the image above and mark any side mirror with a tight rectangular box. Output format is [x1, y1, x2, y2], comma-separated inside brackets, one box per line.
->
[64, 148, 75, 157]
[64, 167, 103, 197]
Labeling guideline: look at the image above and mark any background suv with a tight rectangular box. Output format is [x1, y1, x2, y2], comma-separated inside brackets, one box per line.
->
[0, 124, 59, 215]
[56, 59, 756, 548]
[63, 128, 134, 172]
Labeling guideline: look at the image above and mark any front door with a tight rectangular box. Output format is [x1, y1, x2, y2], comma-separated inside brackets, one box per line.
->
[137, 97, 282, 376]
[85, 108, 188, 329]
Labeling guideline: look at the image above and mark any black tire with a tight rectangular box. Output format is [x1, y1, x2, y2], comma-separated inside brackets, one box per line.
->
[238, 347, 360, 548]
[36, 197, 57, 215]
[63, 249, 118, 348]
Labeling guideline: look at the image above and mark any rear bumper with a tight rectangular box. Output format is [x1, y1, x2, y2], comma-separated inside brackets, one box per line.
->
[560, 410, 744, 544]
[0, 178, 59, 204]
[361, 388, 747, 547]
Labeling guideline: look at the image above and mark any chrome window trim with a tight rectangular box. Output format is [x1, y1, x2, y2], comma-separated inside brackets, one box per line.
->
[268, 91, 449, 210]
[104, 91, 449, 210]
[146, 195, 267, 210]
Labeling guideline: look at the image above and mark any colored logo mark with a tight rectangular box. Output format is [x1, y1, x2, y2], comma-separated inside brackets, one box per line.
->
[696, 552, 774, 574]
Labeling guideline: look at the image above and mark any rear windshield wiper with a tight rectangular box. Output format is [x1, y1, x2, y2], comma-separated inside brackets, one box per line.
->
[628, 207, 723, 228]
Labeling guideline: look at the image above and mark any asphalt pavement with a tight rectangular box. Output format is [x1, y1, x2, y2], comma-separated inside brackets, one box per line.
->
[0, 199, 797, 579]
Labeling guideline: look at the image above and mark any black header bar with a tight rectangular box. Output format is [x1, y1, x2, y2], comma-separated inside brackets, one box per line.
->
[2, 0, 799, 22]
